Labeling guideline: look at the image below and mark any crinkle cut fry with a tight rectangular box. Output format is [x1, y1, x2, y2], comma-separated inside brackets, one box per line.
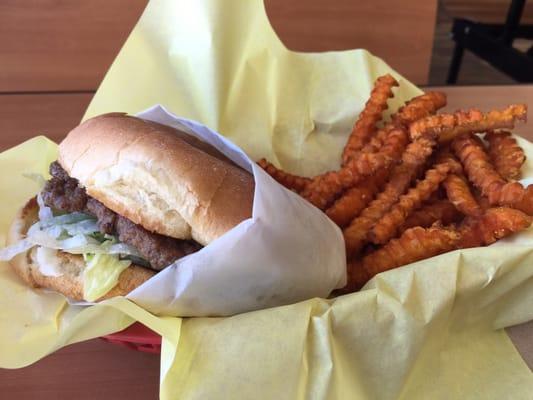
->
[475, 191, 491, 211]
[443, 173, 482, 216]
[409, 104, 527, 142]
[401, 199, 461, 230]
[313, 92, 445, 210]
[369, 157, 461, 245]
[452, 133, 533, 214]
[485, 130, 526, 180]
[452, 134, 503, 196]
[326, 167, 389, 227]
[360, 124, 393, 154]
[257, 158, 311, 193]
[303, 126, 408, 209]
[344, 226, 460, 291]
[331, 91, 445, 218]
[343, 136, 437, 257]
[458, 207, 532, 248]
[342, 74, 398, 165]
[393, 91, 447, 126]
[325, 125, 397, 223]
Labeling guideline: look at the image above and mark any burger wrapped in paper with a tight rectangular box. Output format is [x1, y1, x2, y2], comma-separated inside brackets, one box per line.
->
[1, 113, 254, 302]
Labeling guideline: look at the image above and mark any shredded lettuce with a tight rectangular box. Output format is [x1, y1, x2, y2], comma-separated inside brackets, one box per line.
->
[37, 193, 53, 221]
[0, 239, 34, 261]
[24, 214, 143, 257]
[37, 212, 94, 229]
[83, 253, 131, 301]
[0, 181, 152, 300]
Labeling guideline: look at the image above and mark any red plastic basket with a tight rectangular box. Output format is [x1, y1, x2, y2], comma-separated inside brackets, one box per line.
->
[101, 322, 162, 353]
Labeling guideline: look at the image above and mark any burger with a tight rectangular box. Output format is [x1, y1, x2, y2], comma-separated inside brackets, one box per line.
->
[0, 113, 254, 301]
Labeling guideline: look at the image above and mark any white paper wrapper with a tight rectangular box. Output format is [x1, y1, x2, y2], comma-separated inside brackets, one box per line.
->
[120, 105, 346, 316]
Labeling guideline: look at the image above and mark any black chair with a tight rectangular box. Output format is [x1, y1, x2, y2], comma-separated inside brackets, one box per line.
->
[447, 0, 533, 83]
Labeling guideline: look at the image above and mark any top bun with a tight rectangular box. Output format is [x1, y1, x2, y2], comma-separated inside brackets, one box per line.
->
[58, 113, 254, 245]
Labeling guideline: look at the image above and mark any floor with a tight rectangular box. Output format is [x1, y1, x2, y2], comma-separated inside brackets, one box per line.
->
[429, 0, 530, 85]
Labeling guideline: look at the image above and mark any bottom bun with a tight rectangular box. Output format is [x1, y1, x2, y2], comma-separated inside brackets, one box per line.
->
[7, 197, 155, 301]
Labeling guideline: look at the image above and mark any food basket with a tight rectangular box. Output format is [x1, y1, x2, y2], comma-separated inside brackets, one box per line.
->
[101, 322, 162, 354]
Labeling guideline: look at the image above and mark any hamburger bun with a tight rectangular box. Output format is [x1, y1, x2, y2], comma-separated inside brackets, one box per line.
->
[58, 113, 254, 245]
[7, 197, 154, 301]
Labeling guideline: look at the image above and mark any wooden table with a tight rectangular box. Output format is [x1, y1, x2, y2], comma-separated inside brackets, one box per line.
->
[0, 85, 532, 398]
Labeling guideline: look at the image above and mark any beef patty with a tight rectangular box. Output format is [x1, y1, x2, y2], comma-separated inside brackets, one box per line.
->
[41, 162, 201, 270]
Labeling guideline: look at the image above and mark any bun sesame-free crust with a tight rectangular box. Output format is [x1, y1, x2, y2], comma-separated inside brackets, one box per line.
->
[58, 113, 254, 245]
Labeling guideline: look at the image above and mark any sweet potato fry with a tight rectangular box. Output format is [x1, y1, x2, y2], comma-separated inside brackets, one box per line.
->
[497, 183, 533, 215]
[458, 207, 532, 248]
[401, 199, 461, 230]
[320, 91, 444, 214]
[393, 91, 447, 126]
[443, 173, 482, 217]
[410, 104, 527, 142]
[369, 157, 462, 244]
[452, 134, 533, 214]
[266, 76, 533, 296]
[303, 126, 408, 209]
[326, 168, 389, 227]
[485, 130, 526, 180]
[343, 136, 437, 256]
[342, 74, 398, 165]
[257, 158, 311, 193]
[475, 192, 491, 211]
[452, 134, 502, 194]
[326, 126, 398, 221]
[344, 226, 460, 291]
[360, 124, 393, 154]
[347, 126, 408, 174]
[336, 91, 445, 214]
[343, 215, 379, 259]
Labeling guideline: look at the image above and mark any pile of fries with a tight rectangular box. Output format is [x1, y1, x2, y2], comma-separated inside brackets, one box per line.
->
[258, 74, 531, 293]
